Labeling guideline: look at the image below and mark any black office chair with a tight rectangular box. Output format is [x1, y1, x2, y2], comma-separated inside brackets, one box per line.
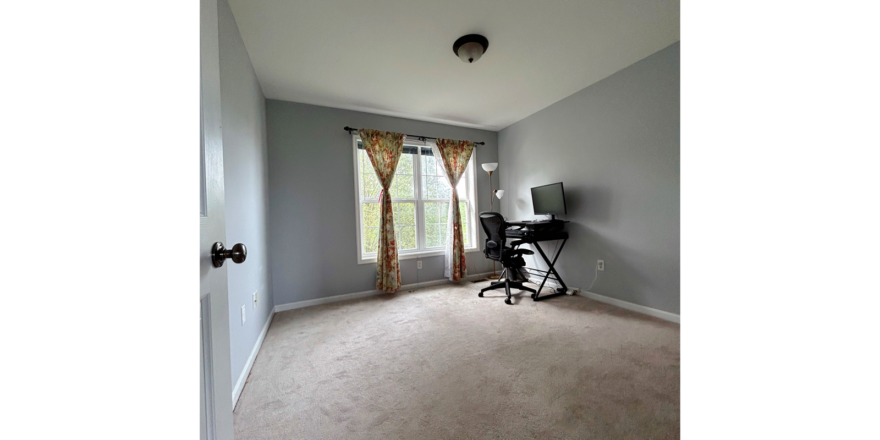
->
[478, 212, 537, 305]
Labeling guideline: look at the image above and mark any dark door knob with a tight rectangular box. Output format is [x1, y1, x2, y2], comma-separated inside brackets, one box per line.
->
[212, 242, 247, 268]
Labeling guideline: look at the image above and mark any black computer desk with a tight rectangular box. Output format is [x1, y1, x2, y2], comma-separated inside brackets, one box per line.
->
[505, 220, 570, 301]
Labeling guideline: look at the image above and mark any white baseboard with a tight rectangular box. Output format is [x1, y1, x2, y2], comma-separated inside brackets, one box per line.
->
[232, 310, 274, 409]
[577, 290, 680, 323]
[530, 277, 679, 324]
[272, 272, 679, 325]
[274, 271, 495, 314]
[274, 288, 383, 313]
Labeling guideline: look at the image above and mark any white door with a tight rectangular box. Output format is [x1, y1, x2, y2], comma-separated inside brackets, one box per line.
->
[200, 0, 235, 438]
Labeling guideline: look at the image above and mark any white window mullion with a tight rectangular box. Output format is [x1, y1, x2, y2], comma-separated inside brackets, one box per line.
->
[468, 156, 477, 245]
[353, 135, 366, 263]
[414, 145, 425, 252]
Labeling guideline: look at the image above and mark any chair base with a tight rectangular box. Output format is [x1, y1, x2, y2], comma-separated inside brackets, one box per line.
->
[479, 268, 537, 305]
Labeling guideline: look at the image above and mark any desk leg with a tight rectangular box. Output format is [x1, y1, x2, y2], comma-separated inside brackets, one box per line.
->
[532, 239, 568, 301]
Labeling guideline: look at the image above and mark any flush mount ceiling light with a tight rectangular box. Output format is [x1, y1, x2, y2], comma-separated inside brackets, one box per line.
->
[453, 34, 489, 64]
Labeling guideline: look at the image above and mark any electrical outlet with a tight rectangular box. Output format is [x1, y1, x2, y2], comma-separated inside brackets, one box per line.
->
[417, 260, 423, 270]
[597, 260, 605, 271]
[241, 305, 246, 325]
[252, 291, 258, 309]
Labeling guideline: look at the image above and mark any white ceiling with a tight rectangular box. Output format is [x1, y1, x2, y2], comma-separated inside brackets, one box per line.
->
[227, 0, 679, 131]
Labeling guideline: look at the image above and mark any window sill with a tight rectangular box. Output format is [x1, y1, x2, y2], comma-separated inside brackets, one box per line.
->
[358, 247, 481, 265]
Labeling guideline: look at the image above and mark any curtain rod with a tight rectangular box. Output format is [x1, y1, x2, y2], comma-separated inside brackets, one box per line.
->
[344, 126, 485, 145]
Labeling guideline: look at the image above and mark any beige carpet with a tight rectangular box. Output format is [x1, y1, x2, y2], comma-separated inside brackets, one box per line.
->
[233, 281, 680, 439]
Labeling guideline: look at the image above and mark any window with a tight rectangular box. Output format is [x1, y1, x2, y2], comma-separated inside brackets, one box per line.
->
[353, 135, 479, 263]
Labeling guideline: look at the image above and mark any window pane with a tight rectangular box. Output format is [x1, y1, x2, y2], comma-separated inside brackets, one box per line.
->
[361, 202, 380, 255]
[424, 201, 443, 224]
[391, 153, 414, 198]
[397, 226, 416, 251]
[421, 201, 468, 248]
[425, 224, 445, 248]
[397, 151, 414, 175]
[362, 202, 380, 227]
[423, 201, 449, 248]
[439, 202, 450, 223]
[362, 202, 417, 254]
[456, 175, 468, 200]
[423, 176, 452, 199]
[421, 151, 453, 199]
[391, 174, 414, 199]
[394, 202, 416, 250]
[394, 202, 415, 226]
[360, 148, 417, 200]
[459, 201, 469, 246]
[359, 150, 382, 199]
[363, 227, 379, 254]
[424, 155, 437, 175]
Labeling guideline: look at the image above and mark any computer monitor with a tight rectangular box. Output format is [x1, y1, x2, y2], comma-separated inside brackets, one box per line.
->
[531, 182, 567, 220]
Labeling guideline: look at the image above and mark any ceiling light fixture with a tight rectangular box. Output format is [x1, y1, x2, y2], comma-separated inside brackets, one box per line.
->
[453, 34, 489, 64]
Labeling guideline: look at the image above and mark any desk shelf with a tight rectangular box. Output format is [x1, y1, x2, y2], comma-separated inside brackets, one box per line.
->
[522, 267, 563, 290]
[516, 235, 569, 301]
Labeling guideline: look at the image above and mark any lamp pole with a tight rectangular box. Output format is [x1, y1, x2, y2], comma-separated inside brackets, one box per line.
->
[481, 163, 499, 279]
[489, 170, 494, 211]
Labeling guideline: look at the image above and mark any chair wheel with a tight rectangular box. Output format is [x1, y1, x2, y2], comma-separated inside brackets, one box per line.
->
[478, 292, 483, 297]
[530, 293, 536, 299]
[505, 298, 512, 305]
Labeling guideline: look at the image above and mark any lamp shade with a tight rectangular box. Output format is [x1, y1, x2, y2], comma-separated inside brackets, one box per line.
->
[495, 190, 504, 199]
[481, 162, 498, 172]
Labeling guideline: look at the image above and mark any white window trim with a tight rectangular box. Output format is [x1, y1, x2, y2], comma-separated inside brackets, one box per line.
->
[352, 134, 481, 265]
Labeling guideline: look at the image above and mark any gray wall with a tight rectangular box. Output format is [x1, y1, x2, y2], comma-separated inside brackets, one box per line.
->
[499, 42, 680, 314]
[267, 101, 499, 306]
[218, 0, 274, 390]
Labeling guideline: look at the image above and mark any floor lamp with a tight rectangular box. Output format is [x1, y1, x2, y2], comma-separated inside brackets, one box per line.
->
[482, 163, 499, 278]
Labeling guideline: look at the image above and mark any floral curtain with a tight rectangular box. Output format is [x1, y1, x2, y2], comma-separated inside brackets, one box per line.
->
[435, 138, 475, 281]
[358, 129, 406, 292]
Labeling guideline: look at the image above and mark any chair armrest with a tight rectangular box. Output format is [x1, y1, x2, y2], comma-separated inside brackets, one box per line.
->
[509, 248, 534, 256]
